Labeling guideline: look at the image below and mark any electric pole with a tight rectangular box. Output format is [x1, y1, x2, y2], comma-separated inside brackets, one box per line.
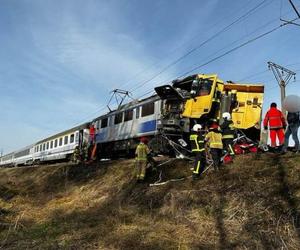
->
[267, 62, 296, 115]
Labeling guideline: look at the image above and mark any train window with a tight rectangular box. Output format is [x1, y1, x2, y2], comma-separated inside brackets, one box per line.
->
[46, 142, 49, 150]
[114, 112, 123, 124]
[59, 138, 63, 146]
[55, 139, 58, 148]
[39, 144, 42, 151]
[70, 134, 75, 143]
[50, 141, 53, 149]
[124, 109, 133, 121]
[142, 102, 155, 117]
[136, 107, 140, 119]
[109, 116, 114, 126]
[101, 118, 108, 128]
[43, 143, 46, 151]
[64, 136, 68, 145]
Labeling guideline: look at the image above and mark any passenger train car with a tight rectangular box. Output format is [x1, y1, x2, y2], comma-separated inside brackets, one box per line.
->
[0, 123, 90, 167]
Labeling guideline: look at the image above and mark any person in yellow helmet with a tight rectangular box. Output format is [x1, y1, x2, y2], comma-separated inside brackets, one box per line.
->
[190, 124, 206, 180]
[205, 123, 223, 171]
[135, 137, 150, 182]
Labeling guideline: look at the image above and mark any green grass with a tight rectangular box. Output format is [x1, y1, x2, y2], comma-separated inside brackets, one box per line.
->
[0, 153, 300, 249]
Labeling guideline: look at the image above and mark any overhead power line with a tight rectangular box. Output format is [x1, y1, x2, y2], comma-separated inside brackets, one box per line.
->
[129, 0, 271, 93]
[177, 24, 286, 77]
[71, 0, 298, 127]
[112, 0, 256, 92]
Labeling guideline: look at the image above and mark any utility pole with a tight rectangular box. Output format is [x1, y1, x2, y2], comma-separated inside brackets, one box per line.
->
[267, 62, 296, 115]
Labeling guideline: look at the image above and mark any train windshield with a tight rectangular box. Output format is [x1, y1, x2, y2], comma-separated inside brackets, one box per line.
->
[191, 78, 213, 96]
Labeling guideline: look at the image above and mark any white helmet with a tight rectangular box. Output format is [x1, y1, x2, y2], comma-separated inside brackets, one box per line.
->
[222, 112, 231, 120]
[192, 124, 202, 132]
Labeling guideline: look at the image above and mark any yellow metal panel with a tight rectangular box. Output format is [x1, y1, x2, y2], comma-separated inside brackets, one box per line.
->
[182, 74, 222, 118]
[182, 95, 213, 118]
[231, 92, 264, 129]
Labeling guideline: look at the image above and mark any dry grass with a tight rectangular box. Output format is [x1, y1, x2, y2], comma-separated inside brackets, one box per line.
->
[0, 153, 300, 249]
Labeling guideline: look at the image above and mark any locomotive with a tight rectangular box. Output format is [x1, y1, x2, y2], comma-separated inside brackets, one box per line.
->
[0, 74, 264, 167]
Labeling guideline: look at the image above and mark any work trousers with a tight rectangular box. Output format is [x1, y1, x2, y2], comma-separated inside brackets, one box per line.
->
[136, 160, 147, 180]
[193, 151, 206, 176]
[283, 124, 300, 151]
[270, 128, 285, 147]
[223, 138, 235, 156]
[210, 148, 222, 170]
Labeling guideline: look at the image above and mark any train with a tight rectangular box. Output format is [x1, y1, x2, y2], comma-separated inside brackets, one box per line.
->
[0, 73, 264, 167]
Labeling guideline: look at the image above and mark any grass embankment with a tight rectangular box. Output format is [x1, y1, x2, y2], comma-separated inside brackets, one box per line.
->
[0, 153, 300, 249]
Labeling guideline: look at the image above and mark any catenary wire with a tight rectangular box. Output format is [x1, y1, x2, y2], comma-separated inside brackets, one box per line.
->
[128, 0, 272, 93]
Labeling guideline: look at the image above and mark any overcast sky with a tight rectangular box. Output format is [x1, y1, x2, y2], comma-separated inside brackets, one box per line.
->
[1, 0, 300, 154]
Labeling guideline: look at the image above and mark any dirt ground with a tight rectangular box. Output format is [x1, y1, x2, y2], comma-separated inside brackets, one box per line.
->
[1, 152, 300, 249]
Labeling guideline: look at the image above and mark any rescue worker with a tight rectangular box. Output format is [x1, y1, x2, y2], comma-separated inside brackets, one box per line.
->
[283, 111, 300, 153]
[205, 123, 223, 171]
[73, 146, 80, 164]
[82, 142, 89, 162]
[135, 137, 150, 182]
[220, 112, 235, 158]
[263, 103, 286, 151]
[189, 124, 206, 180]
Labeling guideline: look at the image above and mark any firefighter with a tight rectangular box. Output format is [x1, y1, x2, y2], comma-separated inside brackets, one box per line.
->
[189, 124, 206, 180]
[73, 146, 80, 164]
[220, 112, 235, 158]
[205, 123, 223, 171]
[82, 142, 89, 162]
[263, 103, 287, 151]
[135, 137, 150, 182]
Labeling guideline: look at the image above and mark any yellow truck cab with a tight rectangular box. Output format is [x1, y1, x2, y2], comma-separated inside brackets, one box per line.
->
[155, 74, 264, 141]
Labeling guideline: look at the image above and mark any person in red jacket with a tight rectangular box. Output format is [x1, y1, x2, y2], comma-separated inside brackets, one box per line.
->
[263, 102, 287, 150]
[89, 124, 96, 145]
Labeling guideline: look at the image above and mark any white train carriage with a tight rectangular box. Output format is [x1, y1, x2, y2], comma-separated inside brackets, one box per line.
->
[0, 123, 90, 167]
[0, 152, 14, 167]
[14, 145, 34, 166]
[92, 95, 162, 156]
[32, 123, 90, 163]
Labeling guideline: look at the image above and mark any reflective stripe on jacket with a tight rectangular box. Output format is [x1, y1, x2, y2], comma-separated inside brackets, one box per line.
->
[263, 107, 286, 129]
[135, 143, 150, 161]
[220, 120, 235, 139]
[190, 133, 205, 152]
[205, 131, 223, 149]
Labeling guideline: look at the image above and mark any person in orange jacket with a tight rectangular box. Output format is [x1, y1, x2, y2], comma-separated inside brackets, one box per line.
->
[263, 102, 287, 151]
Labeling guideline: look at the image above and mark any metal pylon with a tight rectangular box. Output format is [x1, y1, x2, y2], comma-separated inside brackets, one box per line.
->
[267, 61, 296, 115]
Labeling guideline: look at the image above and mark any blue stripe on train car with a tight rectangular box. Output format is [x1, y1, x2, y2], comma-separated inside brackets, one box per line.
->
[139, 120, 157, 133]
[96, 132, 106, 142]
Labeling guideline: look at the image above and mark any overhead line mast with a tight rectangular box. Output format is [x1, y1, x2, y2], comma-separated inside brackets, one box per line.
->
[267, 62, 296, 115]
